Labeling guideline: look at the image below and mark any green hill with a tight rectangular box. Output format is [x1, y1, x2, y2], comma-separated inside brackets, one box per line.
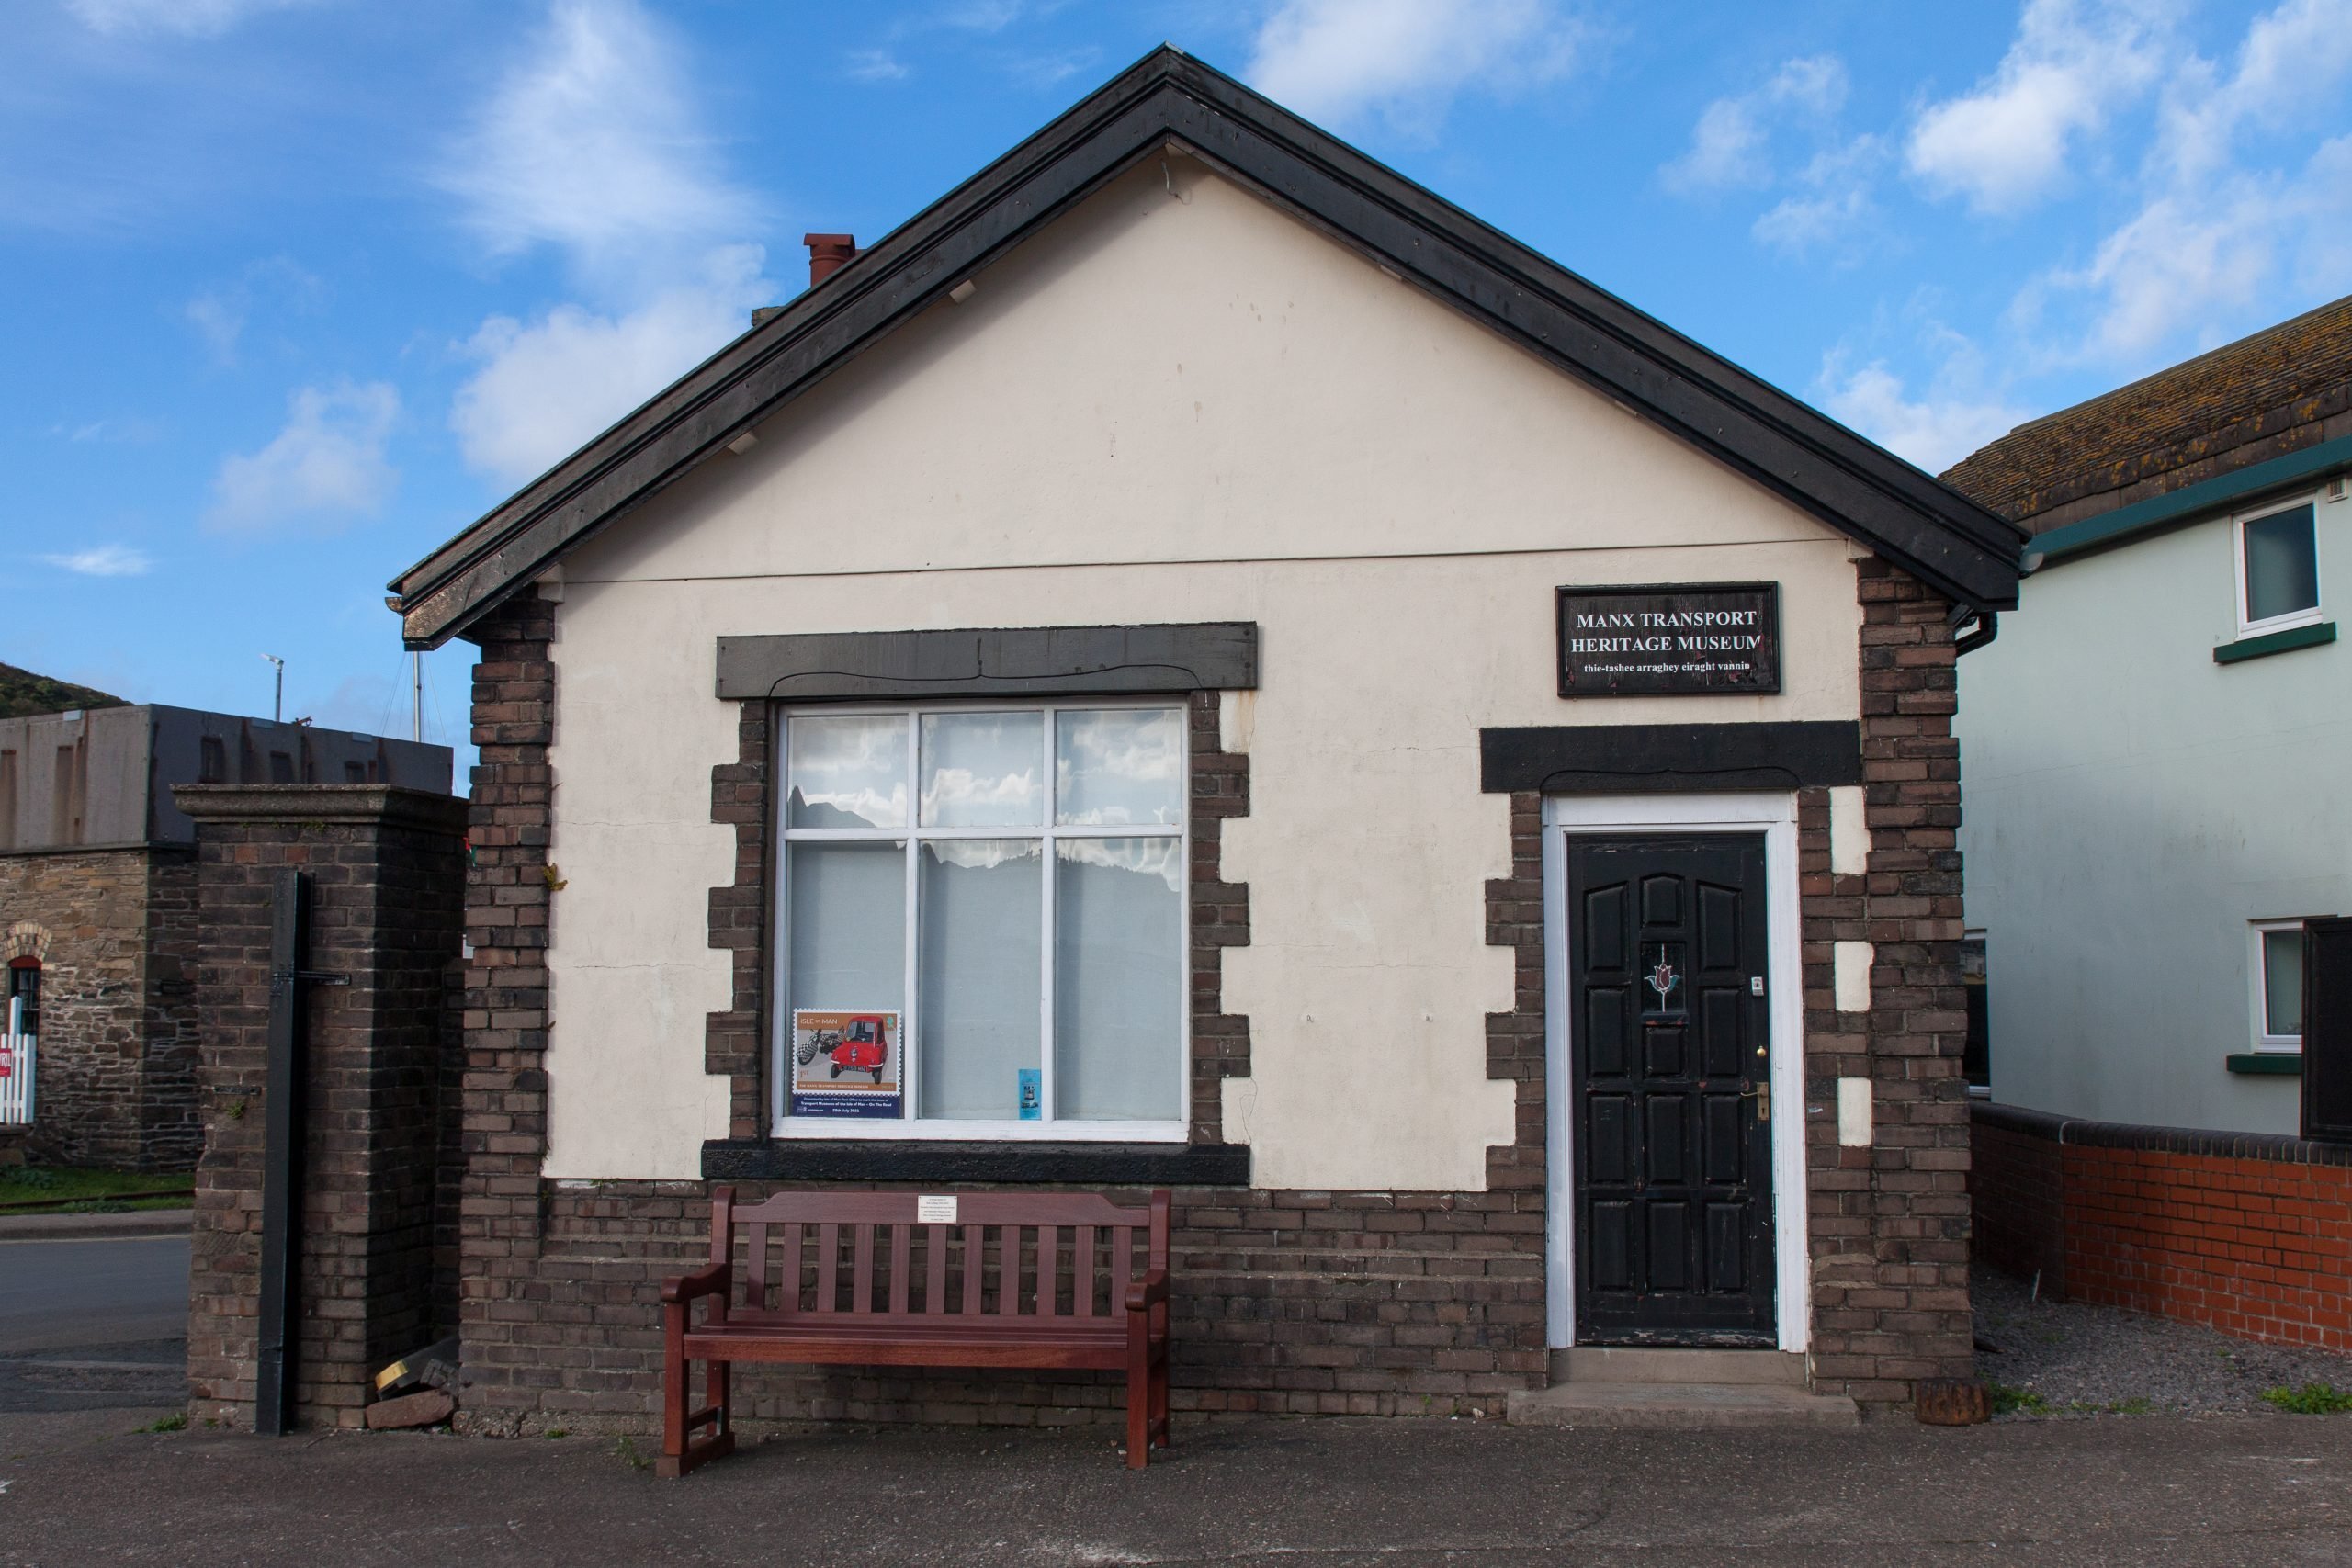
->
[0, 662, 128, 718]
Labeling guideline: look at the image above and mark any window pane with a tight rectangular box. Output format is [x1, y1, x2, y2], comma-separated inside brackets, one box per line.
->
[787, 842, 906, 1012]
[2245, 505, 2318, 625]
[787, 714, 907, 829]
[1057, 708, 1182, 827]
[921, 712, 1043, 827]
[919, 840, 1042, 1118]
[1055, 840, 1182, 1120]
[2265, 927, 2305, 1038]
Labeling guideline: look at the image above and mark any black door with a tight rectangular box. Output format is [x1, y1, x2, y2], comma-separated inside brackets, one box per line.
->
[1567, 835, 1773, 1345]
[2304, 917, 2352, 1145]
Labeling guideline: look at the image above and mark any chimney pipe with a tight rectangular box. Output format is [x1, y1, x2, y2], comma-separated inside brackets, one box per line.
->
[805, 233, 857, 288]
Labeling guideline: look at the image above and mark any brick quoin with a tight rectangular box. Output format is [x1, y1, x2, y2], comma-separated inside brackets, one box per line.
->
[1973, 1103, 2352, 1352]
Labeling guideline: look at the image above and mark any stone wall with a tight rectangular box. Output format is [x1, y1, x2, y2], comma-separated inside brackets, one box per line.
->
[177, 784, 467, 1430]
[0, 843, 198, 1170]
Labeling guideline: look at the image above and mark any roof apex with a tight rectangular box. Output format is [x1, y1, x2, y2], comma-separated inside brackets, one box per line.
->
[390, 45, 2020, 647]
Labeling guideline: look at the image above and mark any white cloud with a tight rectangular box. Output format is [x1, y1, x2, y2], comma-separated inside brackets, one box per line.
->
[440, 0, 779, 489]
[2030, 0, 2352, 362]
[1820, 361, 2029, 473]
[64, 0, 317, 36]
[451, 248, 767, 487]
[1751, 133, 1886, 257]
[1666, 55, 1849, 195]
[208, 379, 400, 534]
[437, 0, 760, 288]
[845, 48, 910, 83]
[1245, 0, 1587, 133]
[40, 544, 153, 577]
[1906, 0, 2173, 215]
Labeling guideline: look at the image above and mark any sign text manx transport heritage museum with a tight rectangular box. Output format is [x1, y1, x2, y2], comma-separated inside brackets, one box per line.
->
[1556, 582, 1781, 696]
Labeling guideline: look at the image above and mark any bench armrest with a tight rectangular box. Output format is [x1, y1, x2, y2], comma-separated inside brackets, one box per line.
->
[662, 1260, 730, 1304]
[1124, 1268, 1170, 1314]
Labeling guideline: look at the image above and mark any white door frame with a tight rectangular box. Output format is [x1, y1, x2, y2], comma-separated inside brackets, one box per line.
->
[1542, 792, 1809, 1352]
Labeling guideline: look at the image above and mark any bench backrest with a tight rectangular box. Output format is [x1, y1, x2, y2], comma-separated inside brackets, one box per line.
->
[703, 1188, 1170, 1322]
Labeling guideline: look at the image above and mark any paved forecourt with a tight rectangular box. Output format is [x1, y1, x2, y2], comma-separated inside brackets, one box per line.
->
[3, 1412, 2350, 1566]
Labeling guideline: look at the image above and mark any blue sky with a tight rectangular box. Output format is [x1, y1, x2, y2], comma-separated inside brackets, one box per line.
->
[7, 0, 2349, 770]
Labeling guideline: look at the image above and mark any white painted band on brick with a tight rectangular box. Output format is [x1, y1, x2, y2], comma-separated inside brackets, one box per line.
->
[1827, 785, 1867, 875]
[1837, 1077, 1872, 1146]
[1217, 688, 1255, 755]
[1833, 940, 1872, 1012]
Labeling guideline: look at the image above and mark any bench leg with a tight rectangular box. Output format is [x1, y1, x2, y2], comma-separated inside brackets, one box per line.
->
[656, 1303, 737, 1480]
[1126, 1332, 1151, 1470]
[1150, 1343, 1170, 1451]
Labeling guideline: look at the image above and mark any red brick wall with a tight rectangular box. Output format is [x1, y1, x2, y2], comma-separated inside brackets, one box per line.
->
[1972, 1102, 2352, 1351]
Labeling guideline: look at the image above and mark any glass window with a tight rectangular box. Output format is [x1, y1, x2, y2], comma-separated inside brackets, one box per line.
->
[778, 705, 1186, 1136]
[2260, 923, 2305, 1045]
[921, 712, 1042, 827]
[2241, 502, 2320, 630]
[786, 713, 907, 829]
[6, 961, 37, 1038]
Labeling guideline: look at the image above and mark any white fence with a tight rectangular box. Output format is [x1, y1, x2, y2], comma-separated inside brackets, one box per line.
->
[0, 997, 32, 1127]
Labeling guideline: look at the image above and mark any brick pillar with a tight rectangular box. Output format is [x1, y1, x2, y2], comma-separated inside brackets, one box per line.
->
[453, 596, 557, 1420]
[175, 784, 468, 1430]
[1810, 558, 1975, 1408]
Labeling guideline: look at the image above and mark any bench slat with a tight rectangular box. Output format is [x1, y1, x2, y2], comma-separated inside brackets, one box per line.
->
[962, 1224, 982, 1315]
[1075, 1225, 1095, 1317]
[745, 1223, 767, 1312]
[1038, 1224, 1058, 1317]
[781, 1224, 802, 1314]
[925, 1224, 947, 1314]
[815, 1223, 839, 1313]
[997, 1226, 1018, 1315]
[1112, 1225, 1131, 1313]
[730, 1190, 1145, 1229]
[888, 1224, 911, 1314]
[853, 1224, 876, 1314]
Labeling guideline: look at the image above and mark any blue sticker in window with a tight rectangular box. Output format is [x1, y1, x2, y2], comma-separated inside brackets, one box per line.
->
[1018, 1068, 1042, 1120]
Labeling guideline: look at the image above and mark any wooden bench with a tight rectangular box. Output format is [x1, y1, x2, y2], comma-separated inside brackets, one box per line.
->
[658, 1186, 1172, 1476]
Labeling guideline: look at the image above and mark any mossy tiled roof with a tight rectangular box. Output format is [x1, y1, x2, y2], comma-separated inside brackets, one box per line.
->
[1941, 294, 2352, 527]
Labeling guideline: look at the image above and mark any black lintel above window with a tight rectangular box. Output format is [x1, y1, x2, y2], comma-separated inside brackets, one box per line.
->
[716, 623, 1259, 702]
[702, 1139, 1250, 1186]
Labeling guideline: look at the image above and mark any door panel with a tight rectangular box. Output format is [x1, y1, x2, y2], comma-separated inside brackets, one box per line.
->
[1568, 834, 1774, 1345]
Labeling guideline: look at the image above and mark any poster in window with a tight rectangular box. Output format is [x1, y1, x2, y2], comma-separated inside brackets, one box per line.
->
[789, 1010, 902, 1119]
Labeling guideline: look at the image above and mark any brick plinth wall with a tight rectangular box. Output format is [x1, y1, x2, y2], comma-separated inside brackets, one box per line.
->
[1973, 1102, 2352, 1350]
[176, 784, 468, 1429]
[0, 844, 199, 1170]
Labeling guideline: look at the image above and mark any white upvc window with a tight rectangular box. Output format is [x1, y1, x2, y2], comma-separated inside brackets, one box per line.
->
[774, 702, 1189, 1141]
[2252, 919, 2308, 1054]
[2233, 493, 2323, 638]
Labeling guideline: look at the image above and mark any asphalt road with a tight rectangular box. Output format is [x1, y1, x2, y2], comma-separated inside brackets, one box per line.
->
[0, 1236, 188, 1413]
[3, 1410, 2350, 1566]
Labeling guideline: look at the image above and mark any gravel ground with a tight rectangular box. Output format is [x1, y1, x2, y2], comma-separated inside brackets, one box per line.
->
[1973, 1263, 2352, 1417]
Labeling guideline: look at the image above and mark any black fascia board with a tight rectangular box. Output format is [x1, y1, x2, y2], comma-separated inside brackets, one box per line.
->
[390, 47, 2022, 649]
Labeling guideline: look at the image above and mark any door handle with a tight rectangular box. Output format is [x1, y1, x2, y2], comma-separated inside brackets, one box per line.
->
[1741, 1084, 1770, 1122]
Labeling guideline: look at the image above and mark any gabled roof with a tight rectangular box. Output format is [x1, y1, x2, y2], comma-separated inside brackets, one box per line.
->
[1942, 293, 2352, 529]
[390, 47, 2023, 648]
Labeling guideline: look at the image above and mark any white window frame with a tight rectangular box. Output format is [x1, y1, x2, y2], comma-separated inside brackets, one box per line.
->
[2232, 491, 2324, 639]
[771, 699, 1191, 1142]
[2251, 918, 2308, 1055]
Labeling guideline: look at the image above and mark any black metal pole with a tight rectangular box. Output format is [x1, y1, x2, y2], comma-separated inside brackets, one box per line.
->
[255, 868, 310, 1436]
